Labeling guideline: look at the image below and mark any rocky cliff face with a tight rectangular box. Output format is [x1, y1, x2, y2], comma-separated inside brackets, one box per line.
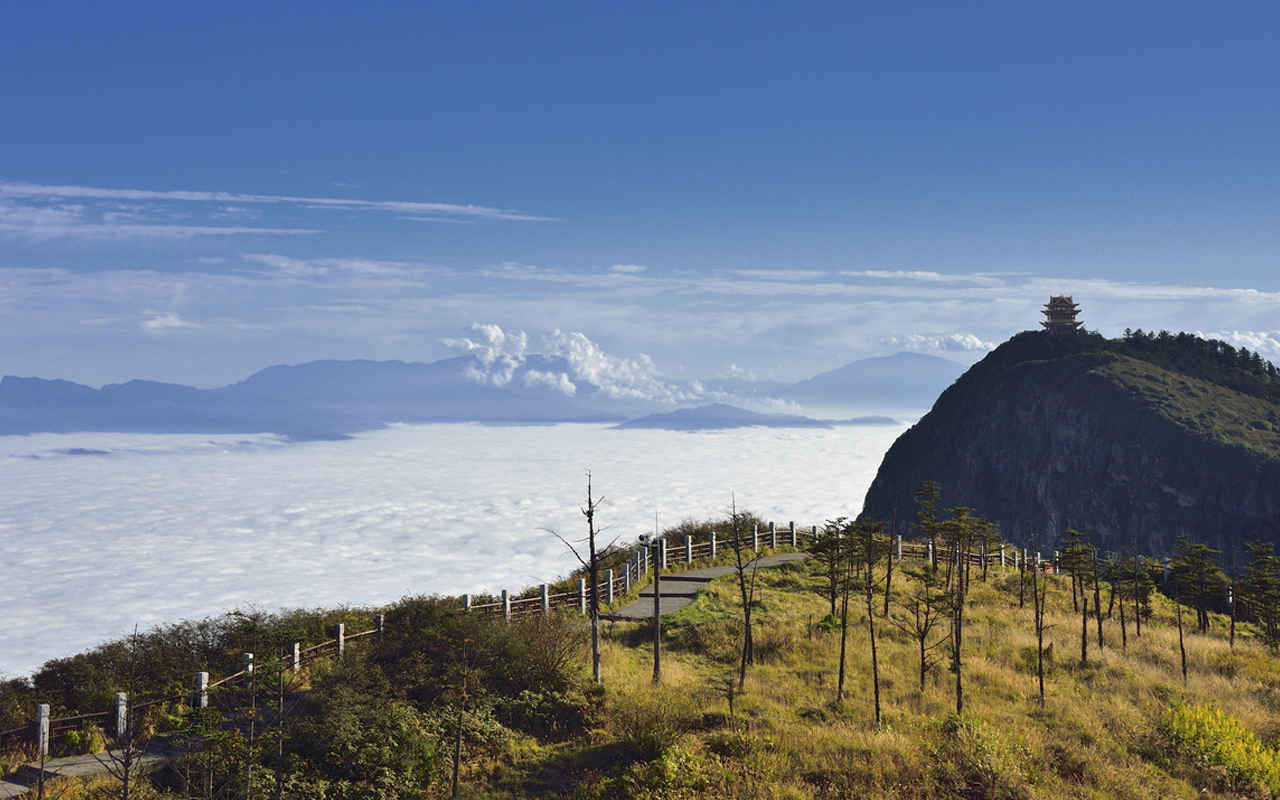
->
[860, 331, 1280, 568]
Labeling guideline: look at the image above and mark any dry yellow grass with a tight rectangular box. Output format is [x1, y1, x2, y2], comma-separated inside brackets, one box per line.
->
[509, 557, 1280, 799]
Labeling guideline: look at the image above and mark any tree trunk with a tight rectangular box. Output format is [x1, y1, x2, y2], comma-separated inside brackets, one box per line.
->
[1080, 595, 1089, 667]
[1176, 602, 1188, 685]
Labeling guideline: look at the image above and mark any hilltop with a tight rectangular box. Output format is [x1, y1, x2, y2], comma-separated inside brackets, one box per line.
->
[861, 329, 1280, 564]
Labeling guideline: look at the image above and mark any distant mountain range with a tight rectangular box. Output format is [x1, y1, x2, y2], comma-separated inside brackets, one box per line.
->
[616, 404, 897, 431]
[0, 351, 963, 438]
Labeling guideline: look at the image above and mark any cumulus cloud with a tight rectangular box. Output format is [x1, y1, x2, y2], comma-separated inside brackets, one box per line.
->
[441, 323, 529, 386]
[543, 328, 699, 404]
[881, 333, 997, 352]
[440, 323, 701, 405]
[523, 369, 577, 395]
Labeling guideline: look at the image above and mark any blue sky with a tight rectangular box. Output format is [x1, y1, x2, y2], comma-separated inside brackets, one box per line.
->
[3, 1, 1279, 387]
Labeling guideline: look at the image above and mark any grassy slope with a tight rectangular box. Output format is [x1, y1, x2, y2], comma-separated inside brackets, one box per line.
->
[477, 558, 1280, 800]
[1097, 354, 1280, 459]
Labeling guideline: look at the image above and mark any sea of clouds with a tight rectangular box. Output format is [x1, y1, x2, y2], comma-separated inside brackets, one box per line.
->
[0, 421, 907, 677]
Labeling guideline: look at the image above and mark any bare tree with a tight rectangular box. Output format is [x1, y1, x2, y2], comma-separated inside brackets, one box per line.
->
[546, 471, 614, 685]
[859, 520, 886, 728]
[94, 627, 149, 800]
[729, 495, 762, 692]
[1030, 561, 1053, 707]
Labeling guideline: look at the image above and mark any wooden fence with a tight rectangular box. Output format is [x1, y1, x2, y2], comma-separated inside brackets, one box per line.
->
[462, 520, 1046, 620]
[0, 617, 385, 758]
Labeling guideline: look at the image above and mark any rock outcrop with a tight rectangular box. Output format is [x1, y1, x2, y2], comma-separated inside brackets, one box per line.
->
[860, 331, 1280, 568]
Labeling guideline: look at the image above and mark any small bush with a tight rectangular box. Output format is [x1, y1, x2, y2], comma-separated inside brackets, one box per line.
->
[606, 687, 699, 761]
[1163, 704, 1280, 795]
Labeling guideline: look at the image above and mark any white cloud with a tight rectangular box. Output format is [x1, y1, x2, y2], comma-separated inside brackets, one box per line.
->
[881, 333, 998, 352]
[0, 181, 552, 222]
[0, 198, 315, 239]
[523, 369, 577, 395]
[1197, 330, 1280, 362]
[442, 323, 529, 386]
[0, 423, 906, 676]
[141, 311, 197, 331]
[610, 264, 646, 274]
[543, 328, 699, 405]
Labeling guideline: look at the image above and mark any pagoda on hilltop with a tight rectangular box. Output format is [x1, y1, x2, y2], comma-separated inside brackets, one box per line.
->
[1041, 296, 1082, 335]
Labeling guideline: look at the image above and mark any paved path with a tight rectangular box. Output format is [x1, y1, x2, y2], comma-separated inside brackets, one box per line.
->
[0, 748, 174, 798]
[610, 551, 809, 619]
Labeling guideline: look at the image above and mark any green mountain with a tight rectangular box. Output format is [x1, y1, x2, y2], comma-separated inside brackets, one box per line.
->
[861, 329, 1280, 566]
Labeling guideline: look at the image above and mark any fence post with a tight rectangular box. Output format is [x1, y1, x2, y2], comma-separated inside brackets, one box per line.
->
[375, 613, 385, 638]
[541, 584, 550, 614]
[927, 540, 934, 564]
[789, 521, 796, 547]
[37, 704, 49, 757]
[115, 692, 128, 739]
[710, 531, 717, 558]
[336, 623, 345, 659]
[810, 524, 817, 545]
[463, 594, 472, 612]
[685, 535, 693, 564]
[897, 534, 903, 561]
[753, 523, 759, 552]
[292, 642, 301, 673]
[196, 671, 209, 708]
[502, 590, 511, 621]
[642, 545, 649, 573]
[660, 538, 668, 570]
[578, 578, 587, 614]
[1000, 544, 1006, 569]
[769, 521, 777, 549]
[1036, 551, 1042, 569]
[606, 569, 615, 605]
[1163, 558, 1171, 583]
[624, 564, 632, 594]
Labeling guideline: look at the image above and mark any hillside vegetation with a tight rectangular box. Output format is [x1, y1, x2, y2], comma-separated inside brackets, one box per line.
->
[5, 530, 1280, 799]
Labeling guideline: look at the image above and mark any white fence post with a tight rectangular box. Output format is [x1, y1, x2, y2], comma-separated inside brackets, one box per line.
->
[624, 563, 632, 594]
[927, 540, 934, 564]
[789, 521, 796, 548]
[541, 584, 550, 614]
[375, 613, 385, 637]
[462, 594, 472, 612]
[336, 623, 345, 659]
[710, 531, 717, 558]
[606, 569, 614, 605]
[115, 692, 128, 739]
[37, 704, 49, 757]
[897, 534, 903, 561]
[753, 523, 759, 552]
[578, 578, 587, 614]
[1000, 544, 1006, 569]
[196, 671, 209, 708]
[292, 641, 301, 673]
[660, 539, 668, 570]
[502, 589, 511, 620]
[685, 535, 693, 564]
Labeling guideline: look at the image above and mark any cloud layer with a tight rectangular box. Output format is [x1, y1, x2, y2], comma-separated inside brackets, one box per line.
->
[0, 422, 905, 676]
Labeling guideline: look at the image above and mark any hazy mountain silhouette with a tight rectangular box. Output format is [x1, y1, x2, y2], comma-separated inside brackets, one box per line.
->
[0, 350, 962, 437]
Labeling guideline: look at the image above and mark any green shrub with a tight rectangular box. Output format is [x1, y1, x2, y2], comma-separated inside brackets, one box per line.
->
[606, 687, 699, 761]
[1162, 704, 1280, 795]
